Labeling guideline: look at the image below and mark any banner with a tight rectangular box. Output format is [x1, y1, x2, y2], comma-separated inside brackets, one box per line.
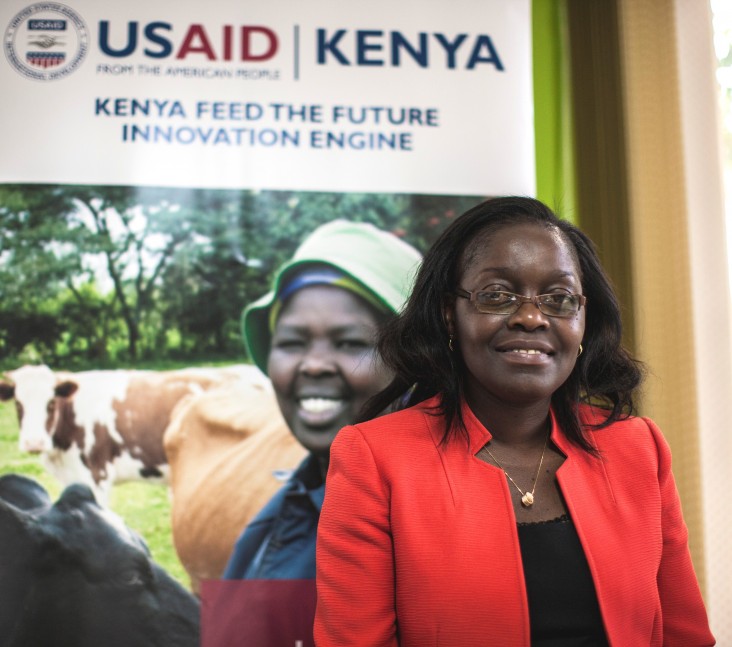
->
[1, 1, 534, 644]
[1, 0, 534, 194]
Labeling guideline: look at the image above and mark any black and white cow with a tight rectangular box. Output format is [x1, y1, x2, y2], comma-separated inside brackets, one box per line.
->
[0, 474, 199, 647]
[0, 364, 268, 501]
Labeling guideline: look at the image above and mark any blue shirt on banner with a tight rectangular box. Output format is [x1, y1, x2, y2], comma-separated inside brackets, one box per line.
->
[223, 454, 324, 580]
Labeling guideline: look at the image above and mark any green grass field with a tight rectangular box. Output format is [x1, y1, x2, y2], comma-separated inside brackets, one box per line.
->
[0, 400, 190, 589]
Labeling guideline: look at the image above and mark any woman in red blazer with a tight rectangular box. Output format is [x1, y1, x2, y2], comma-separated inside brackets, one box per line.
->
[315, 197, 714, 646]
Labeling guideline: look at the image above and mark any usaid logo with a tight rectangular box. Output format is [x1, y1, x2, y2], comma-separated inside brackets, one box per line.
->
[4, 3, 88, 80]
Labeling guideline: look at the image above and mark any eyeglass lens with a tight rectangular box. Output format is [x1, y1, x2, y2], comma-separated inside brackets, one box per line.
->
[472, 291, 582, 317]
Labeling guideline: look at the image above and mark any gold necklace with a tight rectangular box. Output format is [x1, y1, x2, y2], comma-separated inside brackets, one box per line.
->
[482, 432, 550, 507]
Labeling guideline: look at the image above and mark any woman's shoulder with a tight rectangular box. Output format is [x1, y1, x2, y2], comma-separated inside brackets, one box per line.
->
[578, 403, 655, 431]
[578, 404, 670, 460]
[341, 396, 443, 446]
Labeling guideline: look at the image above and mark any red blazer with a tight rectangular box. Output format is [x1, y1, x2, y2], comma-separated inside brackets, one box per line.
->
[314, 396, 714, 646]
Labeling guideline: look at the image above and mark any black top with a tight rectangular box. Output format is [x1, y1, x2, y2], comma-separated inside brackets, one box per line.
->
[517, 515, 609, 647]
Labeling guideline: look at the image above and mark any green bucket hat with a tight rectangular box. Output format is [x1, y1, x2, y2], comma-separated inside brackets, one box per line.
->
[243, 220, 422, 374]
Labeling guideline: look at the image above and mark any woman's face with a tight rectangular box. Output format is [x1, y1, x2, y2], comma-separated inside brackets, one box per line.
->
[445, 222, 585, 417]
[267, 285, 391, 457]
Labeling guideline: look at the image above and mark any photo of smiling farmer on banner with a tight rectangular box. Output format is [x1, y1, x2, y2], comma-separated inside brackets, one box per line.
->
[200, 219, 421, 646]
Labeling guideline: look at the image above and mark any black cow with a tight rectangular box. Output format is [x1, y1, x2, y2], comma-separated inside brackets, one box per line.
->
[0, 474, 200, 647]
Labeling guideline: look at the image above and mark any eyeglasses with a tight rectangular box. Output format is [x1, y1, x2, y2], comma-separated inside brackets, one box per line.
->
[455, 288, 586, 318]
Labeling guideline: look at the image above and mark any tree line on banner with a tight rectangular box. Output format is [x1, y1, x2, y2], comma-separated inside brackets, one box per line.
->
[0, 185, 483, 367]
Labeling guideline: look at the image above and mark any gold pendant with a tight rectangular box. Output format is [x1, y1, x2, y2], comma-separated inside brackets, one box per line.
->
[521, 492, 534, 507]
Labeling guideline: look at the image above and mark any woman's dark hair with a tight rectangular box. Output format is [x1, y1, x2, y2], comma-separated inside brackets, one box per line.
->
[360, 196, 643, 452]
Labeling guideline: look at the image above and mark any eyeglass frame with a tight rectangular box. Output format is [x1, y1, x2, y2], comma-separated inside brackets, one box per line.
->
[453, 288, 587, 318]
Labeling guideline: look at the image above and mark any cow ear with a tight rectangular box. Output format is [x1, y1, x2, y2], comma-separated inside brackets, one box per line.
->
[0, 382, 15, 401]
[0, 499, 38, 552]
[54, 381, 79, 399]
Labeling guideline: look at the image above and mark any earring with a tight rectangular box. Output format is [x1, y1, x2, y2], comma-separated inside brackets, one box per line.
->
[449, 336, 454, 352]
[578, 344, 583, 357]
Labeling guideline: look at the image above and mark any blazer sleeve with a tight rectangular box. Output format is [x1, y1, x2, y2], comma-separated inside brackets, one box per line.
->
[314, 424, 398, 647]
[646, 417, 715, 646]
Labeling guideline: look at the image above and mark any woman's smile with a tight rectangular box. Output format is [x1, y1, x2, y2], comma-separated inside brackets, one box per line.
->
[296, 396, 348, 427]
[492, 338, 556, 369]
[498, 347, 552, 364]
